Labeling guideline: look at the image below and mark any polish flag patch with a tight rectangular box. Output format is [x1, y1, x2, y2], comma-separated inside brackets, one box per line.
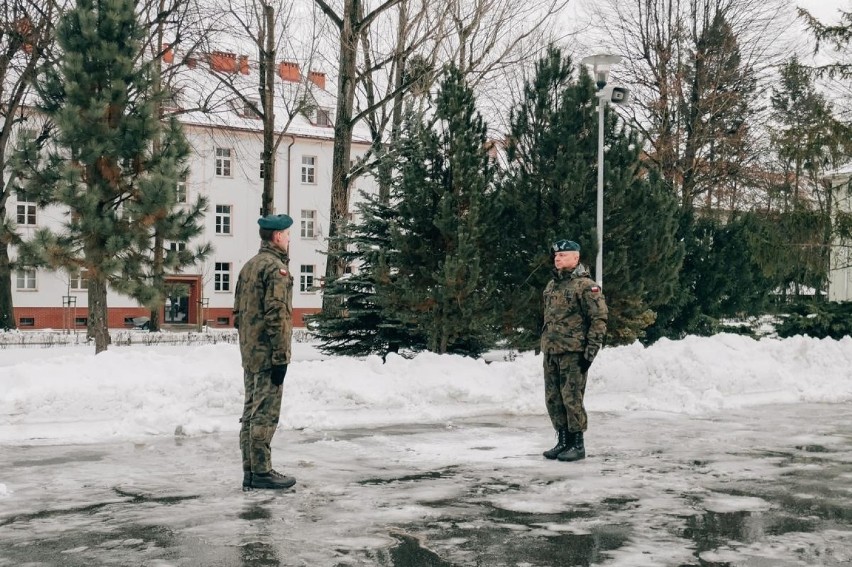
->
[590, 285, 601, 293]
[279, 269, 289, 276]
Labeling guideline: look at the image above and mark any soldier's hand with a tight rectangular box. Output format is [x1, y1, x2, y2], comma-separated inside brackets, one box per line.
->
[271, 364, 288, 386]
[578, 356, 592, 374]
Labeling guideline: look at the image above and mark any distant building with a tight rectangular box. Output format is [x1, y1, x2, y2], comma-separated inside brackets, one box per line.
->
[828, 166, 852, 302]
[8, 50, 376, 330]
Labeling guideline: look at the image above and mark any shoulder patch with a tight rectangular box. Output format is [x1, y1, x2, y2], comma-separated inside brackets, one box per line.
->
[589, 285, 601, 293]
[279, 268, 289, 277]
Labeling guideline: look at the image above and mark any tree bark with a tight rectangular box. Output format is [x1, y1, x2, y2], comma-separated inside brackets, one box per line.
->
[321, 0, 359, 315]
[88, 272, 110, 354]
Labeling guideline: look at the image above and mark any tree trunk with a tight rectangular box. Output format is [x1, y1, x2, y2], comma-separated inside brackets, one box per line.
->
[88, 273, 110, 354]
[261, 3, 276, 216]
[148, 0, 166, 332]
[150, 231, 164, 331]
[321, 0, 358, 314]
[0, 232, 15, 331]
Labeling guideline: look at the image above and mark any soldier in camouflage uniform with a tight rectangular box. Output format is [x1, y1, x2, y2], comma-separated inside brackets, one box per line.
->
[233, 214, 297, 490]
[540, 240, 608, 462]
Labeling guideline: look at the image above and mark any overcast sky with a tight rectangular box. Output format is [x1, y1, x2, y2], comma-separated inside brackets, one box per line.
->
[795, 0, 850, 22]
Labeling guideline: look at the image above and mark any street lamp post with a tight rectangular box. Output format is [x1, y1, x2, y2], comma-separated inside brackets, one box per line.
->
[581, 54, 622, 289]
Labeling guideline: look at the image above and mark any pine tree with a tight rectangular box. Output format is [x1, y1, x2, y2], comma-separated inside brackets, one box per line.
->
[495, 47, 683, 348]
[385, 67, 498, 356]
[13, 0, 207, 353]
[308, 191, 425, 358]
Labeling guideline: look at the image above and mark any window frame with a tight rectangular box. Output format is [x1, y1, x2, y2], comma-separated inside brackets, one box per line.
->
[16, 269, 37, 291]
[300, 264, 315, 293]
[16, 202, 36, 226]
[300, 209, 316, 239]
[214, 261, 231, 292]
[69, 269, 89, 291]
[301, 155, 316, 184]
[176, 177, 188, 204]
[215, 147, 233, 177]
[215, 204, 232, 235]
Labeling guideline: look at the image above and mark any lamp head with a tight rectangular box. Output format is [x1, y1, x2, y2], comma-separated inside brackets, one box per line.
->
[581, 53, 623, 90]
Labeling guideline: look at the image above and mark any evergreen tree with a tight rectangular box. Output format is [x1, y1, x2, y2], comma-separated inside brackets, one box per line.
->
[386, 67, 498, 356]
[12, 0, 207, 353]
[495, 47, 683, 348]
[680, 10, 757, 211]
[767, 56, 849, 297]
[308, 191, 425, 358]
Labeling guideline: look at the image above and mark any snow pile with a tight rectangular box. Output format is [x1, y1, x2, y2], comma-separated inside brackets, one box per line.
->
[1, 333, 850, 444]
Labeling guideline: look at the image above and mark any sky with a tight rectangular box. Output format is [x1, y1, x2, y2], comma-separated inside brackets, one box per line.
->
[1, 332, 850, 447]
[795, 0, 850, 22]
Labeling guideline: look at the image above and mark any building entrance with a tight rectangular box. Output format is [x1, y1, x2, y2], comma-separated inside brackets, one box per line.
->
[163, 276, 203, 326]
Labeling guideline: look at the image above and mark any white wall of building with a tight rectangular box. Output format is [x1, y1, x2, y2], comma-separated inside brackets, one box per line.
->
[9, 117, 375, 323]
[829, 171, 852, 302]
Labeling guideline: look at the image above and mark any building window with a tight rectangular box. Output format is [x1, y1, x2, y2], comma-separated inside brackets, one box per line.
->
[74, 317, 88, 326]
[16, 202, 36, 226]
[215, 147, 232, 177]
[301, 156, 316, 184]
[215, 205, 232, 234]
[244, 99, 261, 119]
[301, 210, 316, 238]
[176, 178, 187, 203]
[214, 262, 231, 291]
[259, 153, 276, 180]
[16, 269, 36, 290]
[168, 241, 187, 252]
[19, 317, 35, 327]
[216, 316, 230, 326]
[316, 108, 332, 127]
[300, 265, 314, 292]
[70, 270, 89, 290]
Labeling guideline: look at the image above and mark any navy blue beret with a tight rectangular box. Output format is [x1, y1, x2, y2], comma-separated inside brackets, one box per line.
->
[258, 214, 293, 231]
[552, 239, 580, 252]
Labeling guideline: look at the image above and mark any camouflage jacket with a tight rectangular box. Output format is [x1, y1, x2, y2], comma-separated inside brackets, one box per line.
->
[540, 263, 608, 360]
[233, 241, 293, 372]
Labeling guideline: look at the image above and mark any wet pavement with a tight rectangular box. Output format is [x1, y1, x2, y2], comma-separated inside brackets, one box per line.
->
[1, 403, 850, 566]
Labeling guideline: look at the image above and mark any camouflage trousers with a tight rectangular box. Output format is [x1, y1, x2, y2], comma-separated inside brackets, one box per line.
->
[239, 369, 283, 474]
[543, 352, 588, 432]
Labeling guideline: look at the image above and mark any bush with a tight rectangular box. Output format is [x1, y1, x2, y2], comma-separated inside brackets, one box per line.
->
[775, 301, 852, 339]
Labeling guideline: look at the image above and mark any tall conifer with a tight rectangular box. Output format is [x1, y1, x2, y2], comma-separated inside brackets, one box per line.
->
[496, 47, 683, 347]
[387, 67, 497, 355]
[13, 0, 207, 353]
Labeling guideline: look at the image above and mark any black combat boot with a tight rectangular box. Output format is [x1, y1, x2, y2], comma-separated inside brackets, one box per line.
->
[543, 428, 571, 460]
[251, 469, 296, 490]
[557, 431, 585, 462]
[242, 471, 252, 491]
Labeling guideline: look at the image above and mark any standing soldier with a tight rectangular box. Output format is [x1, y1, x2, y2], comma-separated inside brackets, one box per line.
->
[540, 240, 608, 462]
[234, 214, 297, 490]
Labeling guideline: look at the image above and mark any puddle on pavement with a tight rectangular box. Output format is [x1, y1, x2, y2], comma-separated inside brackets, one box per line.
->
[359, 466, 459, 486]
[10, 450, 106, 468]
[385, 532, 453, 567]
[391, 501, 628, 566]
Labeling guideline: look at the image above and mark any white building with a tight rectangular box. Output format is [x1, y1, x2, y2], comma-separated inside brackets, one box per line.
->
[8, 51, 376, 330]
[828, 166, 852, 302]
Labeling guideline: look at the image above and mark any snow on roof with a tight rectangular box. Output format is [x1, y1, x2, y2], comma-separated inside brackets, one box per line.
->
[165, 51, 372, 144]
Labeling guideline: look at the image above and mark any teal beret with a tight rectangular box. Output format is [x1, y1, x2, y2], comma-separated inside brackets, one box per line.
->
[552, 239, 580, 252]
[258, 214, 293, 231]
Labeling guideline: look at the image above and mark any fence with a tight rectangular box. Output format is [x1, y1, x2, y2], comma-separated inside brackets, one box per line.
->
[0, 328, 315, 348]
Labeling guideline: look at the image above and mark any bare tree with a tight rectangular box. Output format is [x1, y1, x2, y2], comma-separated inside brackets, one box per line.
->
[205, 0, 325, 217]
[139, 0, 220, 332]
[585, 0, 790, 210]
[313, 0, 571, 315]
[0, 0, 64, 330]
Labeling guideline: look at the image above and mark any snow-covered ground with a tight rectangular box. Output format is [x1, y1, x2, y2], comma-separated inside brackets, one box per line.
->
[1, 333, 851, 566]
[1, 333, 851, 445]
